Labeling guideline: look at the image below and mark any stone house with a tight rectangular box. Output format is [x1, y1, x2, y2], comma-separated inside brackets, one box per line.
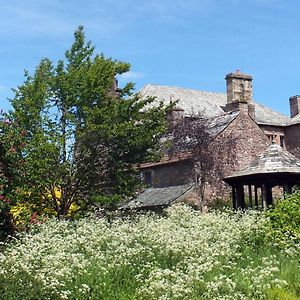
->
[131, 71, 300, 207]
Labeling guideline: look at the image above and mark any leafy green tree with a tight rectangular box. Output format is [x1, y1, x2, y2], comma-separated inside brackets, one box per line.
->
[0, 111, 26, 238]
[7, 26, 170, 218]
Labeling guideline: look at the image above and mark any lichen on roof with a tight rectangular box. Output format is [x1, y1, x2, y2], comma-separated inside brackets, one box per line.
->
[139, 84, 290, 126]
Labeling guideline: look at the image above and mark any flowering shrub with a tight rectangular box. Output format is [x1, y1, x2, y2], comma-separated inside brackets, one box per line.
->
[9, 187, 80, 232]
[0, 205, 299, 299]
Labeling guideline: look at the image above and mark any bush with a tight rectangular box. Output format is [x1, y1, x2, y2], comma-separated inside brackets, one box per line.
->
[207, 197, 232, 211]
[0, 201, 14, 241]
[266, 192, 300, 248]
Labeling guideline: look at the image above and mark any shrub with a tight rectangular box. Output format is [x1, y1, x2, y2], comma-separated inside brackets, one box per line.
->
[207, 197, 232, 211]
[266, 192, 300, 248]
[0, 200, 14, 241]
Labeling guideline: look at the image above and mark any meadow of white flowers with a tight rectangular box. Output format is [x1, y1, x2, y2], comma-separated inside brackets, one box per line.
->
[0, 204, 298, 299]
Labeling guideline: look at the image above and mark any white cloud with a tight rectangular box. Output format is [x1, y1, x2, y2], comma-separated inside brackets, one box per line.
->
[0, 0, 122, 39]
[119, 71, 144, 81]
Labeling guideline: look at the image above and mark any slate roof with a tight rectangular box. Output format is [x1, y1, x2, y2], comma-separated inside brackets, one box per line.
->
[223, 143, 300, 183]
[203, 111, 239, 138]
[289, 113, 300, 125]
[120, 184, 194, 209]
[139, 84, 290, 126]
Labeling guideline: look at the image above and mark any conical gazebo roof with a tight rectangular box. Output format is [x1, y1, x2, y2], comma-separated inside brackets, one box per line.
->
[224, 143, 300, 185]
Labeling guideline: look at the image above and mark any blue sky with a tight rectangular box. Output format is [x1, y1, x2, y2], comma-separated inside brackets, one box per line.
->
[0, 0, 300, 116]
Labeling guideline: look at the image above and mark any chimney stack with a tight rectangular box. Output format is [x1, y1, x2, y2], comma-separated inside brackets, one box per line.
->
[225, 70, 253, 104]
[167, 106, 185, 128]
[224, 71, 255, 118]
[289, 95, 300, 118]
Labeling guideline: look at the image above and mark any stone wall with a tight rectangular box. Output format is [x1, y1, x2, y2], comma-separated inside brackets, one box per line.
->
[284, 123, 300, 158]
[141, 159, 194, 188]
[209, 111, 270, 199]
[140, 111, 271, 203]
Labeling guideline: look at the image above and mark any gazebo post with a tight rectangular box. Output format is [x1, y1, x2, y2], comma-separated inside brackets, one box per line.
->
[254, 186, 258, 209]
[261, 184, 267, 210]
[248, 185, 253, 208]
[236, 185, 245, 209]
[232, 186, 237, 210]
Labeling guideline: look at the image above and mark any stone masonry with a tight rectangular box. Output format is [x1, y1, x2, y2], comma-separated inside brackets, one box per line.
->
[139, 71, 300, 203]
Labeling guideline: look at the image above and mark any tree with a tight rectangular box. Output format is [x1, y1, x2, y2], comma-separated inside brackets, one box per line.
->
[0, 112, 25, 238]
[6, 26, 171, 218]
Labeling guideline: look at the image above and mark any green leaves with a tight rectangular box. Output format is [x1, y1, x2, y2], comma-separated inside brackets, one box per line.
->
[266, 192, 300, 248]
[4, 26, 170, 217]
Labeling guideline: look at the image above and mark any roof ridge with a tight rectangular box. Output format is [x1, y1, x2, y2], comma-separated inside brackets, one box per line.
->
[144, 84, 226, 96]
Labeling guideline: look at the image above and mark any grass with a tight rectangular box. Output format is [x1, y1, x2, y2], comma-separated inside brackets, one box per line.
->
[0, 205, 299, 299]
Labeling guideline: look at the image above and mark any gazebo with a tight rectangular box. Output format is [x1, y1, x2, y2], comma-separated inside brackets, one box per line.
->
[223, 142, 300, 210]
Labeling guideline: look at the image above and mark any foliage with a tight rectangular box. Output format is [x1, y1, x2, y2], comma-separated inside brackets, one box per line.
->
[0, 111, 27, 239]
[266, 288, 300, 300]
[206, 197, 232, 211]
[0, 201, 12, 241]
[266, 192, 300, 248]
[5, 26, 170, 218]
[0, 205, 299, 299]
